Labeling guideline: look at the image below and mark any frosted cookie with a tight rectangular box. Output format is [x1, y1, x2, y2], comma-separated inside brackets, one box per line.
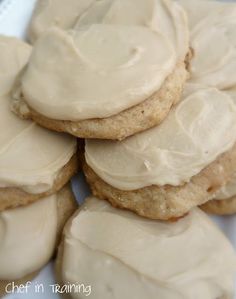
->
[15, 0, 189, 140]
[0, 184, 77, 297]
[200, 87, 236, 215]
[179, 0, 236, 89]
[84, 84, 236, 220]
[56, 197, 236, 299]
[28, 0, 96, 43]
[0, 36, 77, 211]
[201, 185, 236, 215]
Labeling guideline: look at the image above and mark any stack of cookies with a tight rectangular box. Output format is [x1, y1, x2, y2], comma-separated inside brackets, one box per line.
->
[1, 0, 236, 298]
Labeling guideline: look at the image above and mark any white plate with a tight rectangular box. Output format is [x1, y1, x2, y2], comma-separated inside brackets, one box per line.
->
[1, 0, 236, 298]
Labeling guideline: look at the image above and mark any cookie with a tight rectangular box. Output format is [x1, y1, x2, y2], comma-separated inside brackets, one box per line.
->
[55, 197, 236, 299]
[14, 61, 188, 140]
[0, 154, 78, 212]
[0, 36, 77, 211]
[83, 143, 236, 220]
[201, 197, 236, 215]
[15, 0, 189, 140]
[84, 85, 236, 220]
[0, 184, 77, 297]
[179, 0, 236, 89]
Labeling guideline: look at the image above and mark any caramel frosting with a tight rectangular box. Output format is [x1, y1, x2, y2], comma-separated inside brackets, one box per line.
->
[61, 197, 236, 299]
[0, 36, 31, 96]
[85, 84, 236, 189]
[178, 0, 227, 30]
[0, 36, 76, 193]
[28, 0, 96, 42]
[179, 0, 236, 89]
[75, 0, 189, 61]
[0, 194, 57, 280]
[21, 26, 176, 120]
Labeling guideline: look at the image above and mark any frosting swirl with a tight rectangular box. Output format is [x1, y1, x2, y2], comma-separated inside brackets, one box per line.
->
[85, 84, 236, 189]
[28, 0, 96, 42]
[61, 197, 236, 299]
[21, 26, 176, 120]
[178, 0, 227, 30]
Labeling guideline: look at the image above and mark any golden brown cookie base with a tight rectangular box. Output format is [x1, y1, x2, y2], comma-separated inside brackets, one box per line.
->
[0, 154, 78, 212]
[201, 196, 236, 215]
[14, 62, 188, 140]
[55, 183, 78, 243]
[0, 184, 77, 297]
[83, 143, 236, 220]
